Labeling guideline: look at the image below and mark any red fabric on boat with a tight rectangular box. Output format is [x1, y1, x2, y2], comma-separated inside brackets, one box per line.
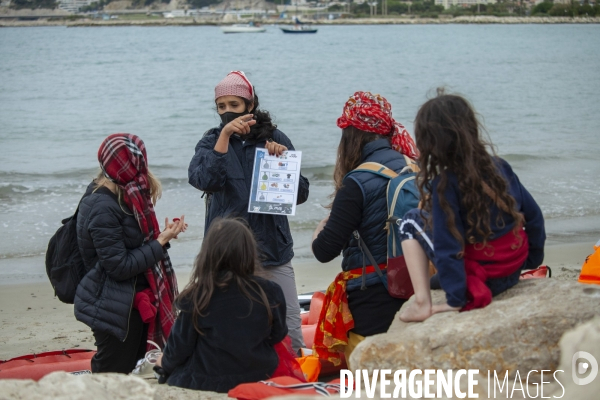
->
[228, 376, 342, 400]
[271, 336, 306, 382]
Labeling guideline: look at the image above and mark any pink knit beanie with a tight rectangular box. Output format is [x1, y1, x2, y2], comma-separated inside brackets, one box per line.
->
[214, 71, 254, 101]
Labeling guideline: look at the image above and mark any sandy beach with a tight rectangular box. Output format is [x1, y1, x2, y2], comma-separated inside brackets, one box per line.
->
[0, 241, 595, 361]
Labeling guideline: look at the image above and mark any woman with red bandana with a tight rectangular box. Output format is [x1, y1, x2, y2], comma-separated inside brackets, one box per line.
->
[311, 91, 419, 366]
[188, 71, 310, 353]
[74, 133, 186, 373]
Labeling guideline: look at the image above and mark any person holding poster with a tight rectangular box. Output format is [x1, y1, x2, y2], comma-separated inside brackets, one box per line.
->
[188, 71, 310, 353]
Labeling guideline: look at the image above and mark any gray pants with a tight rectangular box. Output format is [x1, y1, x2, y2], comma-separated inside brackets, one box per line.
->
[266, 261, 305, 353]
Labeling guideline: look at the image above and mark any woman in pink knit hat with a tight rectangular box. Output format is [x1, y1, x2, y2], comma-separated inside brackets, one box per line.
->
[188, 71, 310, 353]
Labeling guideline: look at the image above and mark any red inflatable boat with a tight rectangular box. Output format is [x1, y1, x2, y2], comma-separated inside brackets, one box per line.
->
[0, 349, 94, 381]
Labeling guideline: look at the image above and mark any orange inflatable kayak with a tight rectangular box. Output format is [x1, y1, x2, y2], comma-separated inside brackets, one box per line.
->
[300, 292, 348, 377]
[0, 349, 95, 381]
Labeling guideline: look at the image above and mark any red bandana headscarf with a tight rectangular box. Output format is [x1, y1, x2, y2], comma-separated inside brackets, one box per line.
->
[337, 91, 419, 160]
[98, 133, 178, 350]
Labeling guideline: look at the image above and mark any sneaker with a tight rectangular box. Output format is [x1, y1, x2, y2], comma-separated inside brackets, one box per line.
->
[299, 348, 313, 357]
[131, 340, 162, 379]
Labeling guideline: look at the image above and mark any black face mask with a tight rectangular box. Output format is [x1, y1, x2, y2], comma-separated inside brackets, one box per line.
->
[220, 111, 248, 125]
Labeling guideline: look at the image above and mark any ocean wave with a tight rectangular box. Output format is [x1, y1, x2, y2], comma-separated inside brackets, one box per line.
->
[0, 184, 64, 201]
[499, 153, 597, 163]
[300, 165, 335, 181]
[499, 154, 562, 162]
[0, 169, 97, 181]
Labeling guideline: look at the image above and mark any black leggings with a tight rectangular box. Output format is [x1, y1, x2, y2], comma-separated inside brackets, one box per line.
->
[91, 309, 148, 374]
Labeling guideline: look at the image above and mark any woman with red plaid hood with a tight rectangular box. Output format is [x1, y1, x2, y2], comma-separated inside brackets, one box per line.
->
[74, 133, 186, 373]
[311, 92, 419, 366]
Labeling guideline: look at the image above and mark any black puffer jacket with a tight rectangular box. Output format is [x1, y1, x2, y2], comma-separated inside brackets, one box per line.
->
[74, 182, 166, 341]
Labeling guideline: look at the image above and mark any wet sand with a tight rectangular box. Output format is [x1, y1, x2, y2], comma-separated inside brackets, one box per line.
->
[0, 241, 595, 361]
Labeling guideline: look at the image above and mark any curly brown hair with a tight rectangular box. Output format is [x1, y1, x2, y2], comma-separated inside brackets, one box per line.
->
[414, 91, 524, 253]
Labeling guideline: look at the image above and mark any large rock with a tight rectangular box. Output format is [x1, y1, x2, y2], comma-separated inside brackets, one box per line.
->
[0, 371, 155, 400]
[351, 279, 600, 376]
[0, 371, 230, 400]
[267, 317, 600, 399]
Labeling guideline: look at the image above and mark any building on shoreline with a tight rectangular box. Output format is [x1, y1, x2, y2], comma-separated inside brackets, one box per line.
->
[435, 0, 498, 10]
[58, 0, 94, 13]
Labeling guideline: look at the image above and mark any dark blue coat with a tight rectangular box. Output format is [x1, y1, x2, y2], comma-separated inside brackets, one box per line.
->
[431, 158, 546, 307]
[188, 127, 309, 267]
[341, 139, 407, 271]
[74, 183, 165, 341]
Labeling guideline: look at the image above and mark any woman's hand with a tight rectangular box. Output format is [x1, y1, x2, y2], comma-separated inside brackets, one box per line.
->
[221, 114, 256, 137]
[265, 139, 288, 156]
[157, 216, 186, 246]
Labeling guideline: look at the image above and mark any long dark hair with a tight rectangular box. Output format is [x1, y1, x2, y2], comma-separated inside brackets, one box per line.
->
[414, 90, 524, 252]
[330, 126, 388, 205]
[244, 91, 277, 142]
[177, 218, 273, 334]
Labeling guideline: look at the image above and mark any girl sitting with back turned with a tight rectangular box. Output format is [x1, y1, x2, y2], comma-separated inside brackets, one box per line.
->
[398, 90, 546, 322]
[156, 218, 292, 392]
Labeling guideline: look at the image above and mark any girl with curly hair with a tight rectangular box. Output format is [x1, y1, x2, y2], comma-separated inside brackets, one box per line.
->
[398, 91, 546, 322]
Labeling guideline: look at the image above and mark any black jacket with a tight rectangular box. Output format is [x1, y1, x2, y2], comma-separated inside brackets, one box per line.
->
[161, 276, 287, 392]
[74, 182, 166, 341]
[188, 127, 309, 267]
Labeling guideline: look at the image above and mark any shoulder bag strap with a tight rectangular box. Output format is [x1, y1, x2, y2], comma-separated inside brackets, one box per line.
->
[353, 231, 387, 291]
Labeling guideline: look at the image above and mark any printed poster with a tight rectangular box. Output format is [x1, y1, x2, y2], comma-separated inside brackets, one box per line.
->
[248, 148, 302, 216]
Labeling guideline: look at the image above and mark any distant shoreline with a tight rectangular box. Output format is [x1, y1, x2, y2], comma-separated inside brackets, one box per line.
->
[1, 16, 600, 28]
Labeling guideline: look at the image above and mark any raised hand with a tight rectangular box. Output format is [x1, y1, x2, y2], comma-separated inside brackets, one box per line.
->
[221, 114, 257, 137]
[157, 215, 186, 246]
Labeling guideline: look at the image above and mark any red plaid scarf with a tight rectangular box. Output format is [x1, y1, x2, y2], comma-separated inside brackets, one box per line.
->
[98, 133, 178, 350]
[337, 91, 419, 160]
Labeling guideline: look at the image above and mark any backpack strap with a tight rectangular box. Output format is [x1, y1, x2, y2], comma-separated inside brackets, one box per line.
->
[351, 162, 398, 180]
[61, 194, 85, 224]
[401, 155, 420, 173]
[386, 174, 416, 223]
[353, 231, 387, 291]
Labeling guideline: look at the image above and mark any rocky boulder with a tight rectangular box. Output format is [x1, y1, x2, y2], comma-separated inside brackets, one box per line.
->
[350, 279, 600, 376]
[268, 317, 600, 399]
[0, 371, 230, 400]
[0, 371, 155, 400]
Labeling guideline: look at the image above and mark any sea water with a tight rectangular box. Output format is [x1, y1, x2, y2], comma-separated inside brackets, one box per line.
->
[1, 24, 599, 281]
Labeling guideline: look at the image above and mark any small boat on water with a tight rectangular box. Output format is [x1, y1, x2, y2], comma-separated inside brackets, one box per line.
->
[220, 22, 266, 34]
[280, 17, 317, 34]
[280, 24, 318, 34]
